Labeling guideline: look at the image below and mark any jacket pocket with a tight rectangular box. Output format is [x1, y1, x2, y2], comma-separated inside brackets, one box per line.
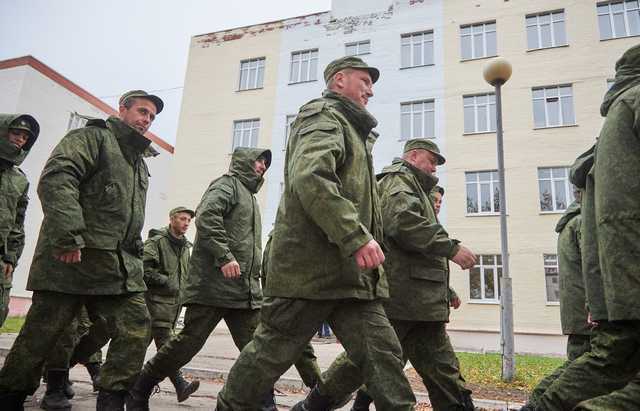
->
[410, 267, 445, 282]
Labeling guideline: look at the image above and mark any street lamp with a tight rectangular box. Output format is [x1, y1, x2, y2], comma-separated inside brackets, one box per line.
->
[483, 57, 515, 382]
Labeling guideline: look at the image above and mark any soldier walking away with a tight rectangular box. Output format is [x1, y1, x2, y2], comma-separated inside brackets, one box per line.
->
[0, 114, 38, 327]
[127, 147, 272, 411]
[0, 90, 163, 411]
[213, 56, 416, 411]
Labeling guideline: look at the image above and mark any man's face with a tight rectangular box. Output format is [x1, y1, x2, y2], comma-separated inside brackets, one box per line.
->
[433, 192, 443, 215]
[335, 69, 373, 107]
[7, 129, 29, 149]
[170, 212, 192, 236]
[409, 149, 438, 174]
[119, 98, 157, 134]
[254, 158, 267, 176]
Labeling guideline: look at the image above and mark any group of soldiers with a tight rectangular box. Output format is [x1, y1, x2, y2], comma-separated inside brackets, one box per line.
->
[0, 43, 639, 411]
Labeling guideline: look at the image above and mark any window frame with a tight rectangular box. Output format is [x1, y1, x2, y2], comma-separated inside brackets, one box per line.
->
[543, 253, 560, 304]
[289, 49, 319, 84]
[232, 118, 260, 151]
[400, 99, 436, 141]
[238, 57, 266, 91]
[597, 1, 640, 40]
[469, 255, 502, 303]
[532, 84, 576, 129]
[526, 9, 568, 50]
[283, 114, 296, 151]
[463, 93, 497, 134]
[345, 40, 371, 56]
[537, 166, 575, 213]
[465, 170, 501, 216]
[460, 21, 498, 61]
[400, 30, 435, 69]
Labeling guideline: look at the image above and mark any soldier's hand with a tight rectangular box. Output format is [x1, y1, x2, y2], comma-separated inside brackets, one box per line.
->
[354, 240, 385, 270]
[221, 261, 241, 279]
[450, 296, 461, 309]
[451, 246, 477, 270]
[55, 249, 82, 264]
[3, 263, 13, 279]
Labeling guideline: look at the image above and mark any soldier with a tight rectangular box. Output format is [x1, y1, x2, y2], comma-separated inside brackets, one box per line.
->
[520, 191, 590, 411]
[213, 56, 416, 410]
[534, 44, 640, 410]
[298, 139, 477, 411]
[0, 114, 38, 327]
[0, 90, 162, 410]
[142, 206, 200, 402]
[127, 147, 273, 410]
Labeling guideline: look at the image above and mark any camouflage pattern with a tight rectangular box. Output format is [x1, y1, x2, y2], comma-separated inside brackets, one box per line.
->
[182, 147, 269, 309]
[0, 287, 10, 327]
[216, 297, 415, 410]
[143, 304, 259, 379]
[46, 307, 103, 370]
[27, 116, 152, 295]
[575, 375, 640, 410]
[0, 290, 149, 393]
[265, 90, 387, 301]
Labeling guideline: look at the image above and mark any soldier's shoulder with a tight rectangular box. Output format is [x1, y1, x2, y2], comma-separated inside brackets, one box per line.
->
[297, 98, 340, 122]
[63, 119, 111, 143]
[207, 175, 237, 196]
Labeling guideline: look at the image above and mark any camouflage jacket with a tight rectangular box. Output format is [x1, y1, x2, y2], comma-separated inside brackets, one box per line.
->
[182, 147, 268, 309]
[377, 158, 460, 322]
[143, 227, 191, 299]
[264, 91, 387, 300]
[27, 116, 151, 295]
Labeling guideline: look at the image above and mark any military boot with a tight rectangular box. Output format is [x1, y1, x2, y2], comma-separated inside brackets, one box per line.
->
[0, 392, 28, 411]
[125, 372, 161, 411]
[350, 390, 373, 411]
[96, 389, 125, 411]
[84, 362, 101, 392]
[259, 387, 278, 411]
[40, 369, 71, 410]
[291, 385, 350, 411]
[169, 370, 200, 402]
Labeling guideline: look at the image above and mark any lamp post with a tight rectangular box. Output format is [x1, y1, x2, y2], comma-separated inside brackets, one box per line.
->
[483, 57, 515, 382]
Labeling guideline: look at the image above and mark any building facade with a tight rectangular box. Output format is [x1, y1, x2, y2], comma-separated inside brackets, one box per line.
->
[169, 0, 637, 354]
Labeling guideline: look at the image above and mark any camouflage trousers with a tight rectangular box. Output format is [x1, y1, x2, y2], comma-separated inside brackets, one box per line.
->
[525, 333, 591, 408]
[0, 290, 150, 394]
[0, 286, 9, 328]
[575, 374, 640, 410]
[320, 320, 471, 411]
[536, 320, 640, 411]
[46, 307, 103, 371]
[144, 304, 259, 379]
[216, 297, 416, 411]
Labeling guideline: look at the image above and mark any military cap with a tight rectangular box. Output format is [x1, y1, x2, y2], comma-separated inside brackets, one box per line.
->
[9, 115, 39, 139]
[170, 206, 195, 218]
[403, 138, 446, 165]
[433, 185, 445, 196]
[257, 149, 272, 169]
[323, 56, 380, 84]
[119, 90, 164, 114]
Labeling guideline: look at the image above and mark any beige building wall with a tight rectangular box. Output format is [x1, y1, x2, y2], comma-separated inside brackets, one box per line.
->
[443, 0, 638, 351]
[168, 25, 283, 224]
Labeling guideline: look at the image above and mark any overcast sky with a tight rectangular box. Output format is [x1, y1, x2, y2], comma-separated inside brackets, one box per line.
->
[0, 0, 332, 145]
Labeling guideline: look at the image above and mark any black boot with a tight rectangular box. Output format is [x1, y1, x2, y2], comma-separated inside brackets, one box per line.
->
[0, 392, 28, 411]
[96, 389, 125, 411]
[350, 390, 373, 411]
[461, 391, 476, 411]
[291, 385, 349, 411]
[85, 362, 101, 392]
[125, 372, 161, 411]
[169, 370, 200, 403]
[259, 387, 277, 411]
[40, 369, 71, 410]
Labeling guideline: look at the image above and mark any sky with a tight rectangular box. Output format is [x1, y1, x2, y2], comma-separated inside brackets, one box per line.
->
[0, 0, 332, 145]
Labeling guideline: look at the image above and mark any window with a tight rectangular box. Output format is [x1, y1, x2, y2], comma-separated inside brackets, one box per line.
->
[232, 119, 260, 150]
[607, 78, 615, 90]
[401, 31, 434, 68]
[67, 112, 91, 131]
[470, 255, 502, 302]
[238, 58, 265, 90]
[544, 254, 560, 303]
[463, 93, 496, 133]
[532, 85, 575, 128]
[460, 21, 497, 60]
[345, 40, 371, 56]
[401, 100, 435, 140]
[289, 49, 318, 84]
[598, 1, 640, 40]
[526, 10, 567, 49]
[284, 114, 296, 150]
[538, 167, 575, 212]
[466, 171, 501, 215]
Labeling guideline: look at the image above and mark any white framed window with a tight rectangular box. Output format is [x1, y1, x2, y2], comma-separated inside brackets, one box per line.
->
[538, 167, 575, 212]
[532, 85, 576, 128]
[598, 1, 640, 40]
[67, 112, 91, 131]
[232, 119, 260, 150]
[465, 171, 501, 215]
[238, 57, 265, 90]
[289, 49, 318, 84]
[463, 93, 496, 134]
[400, 100, 435, 140]
[460, 21, 497, 60]
[544, 254, 560, 303]
[526, 10, 567, 50]
[284, 114, 296, 150]
[401, 31, 434, 68]
[607, 78, 615, 90]
[345, 40, 371, 56]
[470, 255, 502, 302]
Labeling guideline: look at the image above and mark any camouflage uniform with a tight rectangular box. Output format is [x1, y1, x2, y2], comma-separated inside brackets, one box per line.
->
[215, 88, 415, 410]
[0, 114, 38, 327]
[535, 44, 640, 411]
[46, 307, 103, 371]
[0, 116, 153, 400]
